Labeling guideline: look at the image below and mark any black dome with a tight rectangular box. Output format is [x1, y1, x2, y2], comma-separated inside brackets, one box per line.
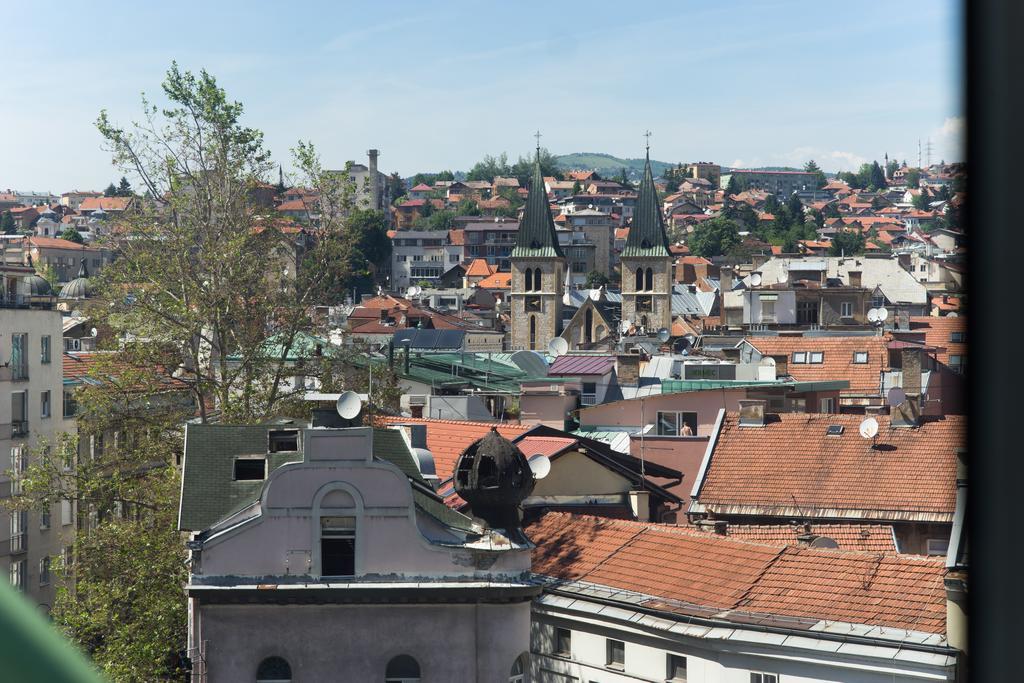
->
[453, 428, 535, 531]
[25, 274, 53, 296]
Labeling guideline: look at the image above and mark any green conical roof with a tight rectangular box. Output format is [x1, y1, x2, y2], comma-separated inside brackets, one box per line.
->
[512, 150, 564, 259]
[622, 152, 671, 259]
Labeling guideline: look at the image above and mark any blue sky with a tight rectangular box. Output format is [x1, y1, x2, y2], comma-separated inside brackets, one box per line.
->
[1, 0, 962, 192]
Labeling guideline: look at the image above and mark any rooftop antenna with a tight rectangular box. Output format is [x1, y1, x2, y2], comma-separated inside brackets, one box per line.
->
[859, 416, 880, 449]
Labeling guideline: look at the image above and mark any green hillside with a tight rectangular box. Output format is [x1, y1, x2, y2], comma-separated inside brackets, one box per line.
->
[554, 152, 673, 180]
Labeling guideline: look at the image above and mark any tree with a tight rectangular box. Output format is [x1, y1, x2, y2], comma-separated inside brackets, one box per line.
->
[455, 198, 480, 216]
[722, 201, 757, 231]
[725, 175, 741, 196]
[571, 180, 582, 195]
[428, 210, 455, 231]
[466, 153, 509, 182]
[103, 183, 117, 197]
[509, 148, 561, 187]
[905, 168, 921, 189]
[912, 187, 932, 211]
[435, 170, 455, 182]
[886, 158, 899, 180]
[665, 177, 680, 193]
[829, 230, 865, 256]
[865, 161, 887, 191]
[116, 176, 133, 197]
[688, 216, 741, 257]
[822, 201, 841, 218]
[584, 270, 610, 288]
[0, 210, 14, 234]
[809, 207, 825, 230]
[803, 160, 827, 189]
[386, 172, 405, 202]
[615, 167, 629, 186]
[786, 192, 805, 224]
[60, 227, 85, 244]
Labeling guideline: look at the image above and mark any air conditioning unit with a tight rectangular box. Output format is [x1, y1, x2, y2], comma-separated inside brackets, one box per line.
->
[408, 395, 427, 406]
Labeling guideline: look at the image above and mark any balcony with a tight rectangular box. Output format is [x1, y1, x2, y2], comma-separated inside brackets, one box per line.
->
[11, 421, 28, 438]
[580, 393, 597, 406]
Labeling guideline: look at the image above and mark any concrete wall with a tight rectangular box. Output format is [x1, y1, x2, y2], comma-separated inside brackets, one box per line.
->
[579, 389, 747, 435]
[519, 393, 576, 429]
[531, 450, 631, 499]
[199, 601, 531, 683]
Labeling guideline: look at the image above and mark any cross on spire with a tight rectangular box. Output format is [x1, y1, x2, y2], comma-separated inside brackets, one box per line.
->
[534, 129, 542, 156]
[643, 130, 652, 157]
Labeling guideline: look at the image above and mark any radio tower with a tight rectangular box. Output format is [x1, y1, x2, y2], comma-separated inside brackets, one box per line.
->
[917, 139, 922, 169]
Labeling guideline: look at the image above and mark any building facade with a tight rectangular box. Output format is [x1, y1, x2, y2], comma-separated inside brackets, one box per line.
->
[620, 152, 672, 333]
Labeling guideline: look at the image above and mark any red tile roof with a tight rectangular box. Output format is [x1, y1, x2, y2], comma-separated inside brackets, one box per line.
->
[80, 197, 132, 212]
[528, 513, 946, 633]
[464, 258, 495, 277]
[27, 236, 102, 251]
[476, 272, 512, 290]
[380, 417, 531, 482]
[696, 412, 965, 520]
[909, 316, 966, 365]
[410, 183, 433, 192]
[448, 229, 465, 246]
[743, 335, 889, 396]
[547, 354, 616, 376]
[276, 199, 313, 212]
[516, 435, 577, 458]
[716, 523, 897, 553]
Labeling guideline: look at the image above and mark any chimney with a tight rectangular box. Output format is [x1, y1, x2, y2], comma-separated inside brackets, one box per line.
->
[738, 399, 767, 427]
[897, 308, 910, 331]
[629, 489, 651, 522]
[367, 149, 380, 210]
[720, 266, 733, 294]
[901, 347, 923, 397]
[695, 519, 728, 535]
[616, 353, 640, 385]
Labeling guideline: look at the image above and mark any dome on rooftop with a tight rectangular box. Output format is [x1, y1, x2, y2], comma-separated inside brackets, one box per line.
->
[25, 273, 53, 296]
[59, 259, 92, 300]
[453, 428, 534, 533]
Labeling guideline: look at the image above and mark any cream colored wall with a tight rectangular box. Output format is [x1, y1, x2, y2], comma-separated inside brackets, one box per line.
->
[532, 450, 631, 497]
[579, 389, 746, 434]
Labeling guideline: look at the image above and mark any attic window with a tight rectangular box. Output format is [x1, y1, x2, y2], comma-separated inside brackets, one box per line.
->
[853, 351, 869, 363]
[826, 425, 845, 436]
[950, 331, 965, 343]
[809, 351, 824, 364]
[234, 458, 266, 481]
[268, 429, 299, 453]
[792, 352, 807, 364]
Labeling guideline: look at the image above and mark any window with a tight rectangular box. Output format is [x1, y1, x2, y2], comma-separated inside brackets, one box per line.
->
[555, 627, 572, 656]
[581, 382, 597, 406]
[11, 333, 28, 380]
[63, 390, 78, 418]
[41, 335, 51, 364]
[510, 654, 527, 683]
[10, 511, 27, 553]
[9, 560, 26, 591]
[926, 538, 949, 555]
[761, 299, 776, 322]
[268, 429, 299, 452]
[40, 506, 50, 531]
[820, 398, 836, 413]
[949, 354, 964, 372]
[525, 295, 542, 313]
[529, 315, 537, 350]
[385, 655, 420, 683]
[872, 294, 885, 308]
[840, 301, 853, 318]
[41, 390, 51, 419]
[750, 674, 778, 683]
[39, 556, 50, 586]
[645, 268, 653, 291]
[667, 654, 687, 681]
[11, 446, 25, 496]
[636, 295, 653, 312]
[234, 458, 266, 481]
[11, 391, 28, 437]
[853, 351, 869, 363]
[791, 352, 807, 364]
[320, 516, 356, 577]
[809, 351, 824, 363]
[63, 545, 73, 569]
[950, 331, 965, 343]
[256, 656, 292, 683]
[606, 639, 625, 670]
[396, 254, 407, 262]
[796, 300, 817, 324]
[657, 411, 698, 436]
[61, 499, 73, 526]
[920, 264, 927, 272]
[449, 253, 459, 262]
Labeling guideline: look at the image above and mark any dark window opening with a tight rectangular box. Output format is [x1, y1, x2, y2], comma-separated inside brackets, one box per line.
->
[256, 656, 292, 683]
[645, 268, 653, 291]
[634, 267, 643, 291]
[529, 315, 538, 350]
[385, 655, 421, 683]
[477, 455, 499, 487]
[234, 458, 267, 481]
[268, 429, 299, 453]
[606, 639, 625, 669]
[524, 268, 533, 291]
[555, 628, 571, 656]
[636, 295, 653, 313]
[534, 268, 542, 291]
[320, 516, 356, 577]
[525, 296, 542, 313]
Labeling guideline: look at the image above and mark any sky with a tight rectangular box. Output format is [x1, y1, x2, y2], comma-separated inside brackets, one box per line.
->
[1, 0, 963, 193]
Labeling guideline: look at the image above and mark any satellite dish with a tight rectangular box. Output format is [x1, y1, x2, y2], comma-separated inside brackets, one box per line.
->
[620, 320, 631, 334]
[548, 337, 569, 356]
[529, 454, 552, 479]
[749, 273, 762, 287]
[777, 268, 789, 284]
[858, 417, 879, 440]
[946, 311, 958, 318]
[90, 327, 98, 337]
[657, 327, 671, 343]
[867, 308, 880, 323]
[589, 289, 601, 301]
[809, 536, 840, 550]
[405, 286, 418, 298]
[887, 387, 907, 407]
[877, 307, 889, 322]
[335, 390, 362, 420]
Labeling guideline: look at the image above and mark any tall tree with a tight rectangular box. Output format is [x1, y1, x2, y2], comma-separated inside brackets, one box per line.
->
[786, 192, 804, 224]
[725, 175, 741, 196]
[0, 210, 15, 234]
[60, 227, 85, 244]
[905, 168, 921, 189]
[886, 158, 899, 179]
[615, 167, 629, 186]
[116, 176, 133, 197]
[386, 172, 406, 201]
[103, 183, 117, 197]
[688, 216, 741, 257]
[866, 161, 887, 190]
[829, 230, 865, 256]
[435, 170, 455, 182]
[803, 160, 827, 189]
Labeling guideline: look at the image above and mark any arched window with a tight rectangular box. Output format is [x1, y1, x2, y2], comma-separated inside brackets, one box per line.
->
[510, 653, 528, 683]
[385, 654, 421, 683]
[645, 268, 653, 291]
[634, 267, 644, 291]
[533, 268, 542, 291]
[524, 268, 533, 292]
[256, 656, 291, 683]
[529, 316, 537, 350]
[584, 308, 593, 345]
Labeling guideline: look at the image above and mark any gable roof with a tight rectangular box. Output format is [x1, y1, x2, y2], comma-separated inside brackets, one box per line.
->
[511, 153, 564, 259]
[476, 271, 512, 290]
[742, 335, 890, 395]
[528, 512, 946, 634]
[464, 258, 495, 277]
[694, 412, 965, 521]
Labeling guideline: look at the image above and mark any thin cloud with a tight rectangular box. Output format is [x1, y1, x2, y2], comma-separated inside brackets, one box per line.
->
[323, 18, 420, 52]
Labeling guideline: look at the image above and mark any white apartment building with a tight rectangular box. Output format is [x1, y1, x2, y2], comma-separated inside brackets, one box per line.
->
[390, 230, 461, 291]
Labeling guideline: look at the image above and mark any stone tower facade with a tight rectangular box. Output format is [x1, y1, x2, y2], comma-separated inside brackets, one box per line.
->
[510, 151, 565, 351]
[620, 152, 673, 334]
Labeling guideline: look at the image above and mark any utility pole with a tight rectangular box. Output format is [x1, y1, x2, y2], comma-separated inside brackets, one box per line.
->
[917, 139, 922, 169]
[925, 139, 934, 169]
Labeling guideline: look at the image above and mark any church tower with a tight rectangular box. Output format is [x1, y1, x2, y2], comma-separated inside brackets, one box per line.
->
[510, 145, 565, 350]
[620, 146, 672, 334]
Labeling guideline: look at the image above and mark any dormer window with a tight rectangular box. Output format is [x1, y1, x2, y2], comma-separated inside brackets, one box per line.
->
[268, 429, 299, 453]
[853, 351, 869, 363]
[234, 457, 266, 481]
[320, 516, 356, 577]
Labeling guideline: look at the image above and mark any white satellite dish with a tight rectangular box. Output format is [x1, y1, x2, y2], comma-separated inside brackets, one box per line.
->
[548, 337, 569, 357]
[946, 311, 958, 318]
[589, 289, 602, 301]
[335, 390, 363, 420]
[620, 320, 632, 334]
[858, 417, 879, 440]
[867, 308, 880, 323]
[749, 273, 762, 287]
[877, 307, 889, 322]
[528, 454, 552, 479]
[405, 286, 417, 298]
[887, 387, 907, 407]
[90, 327, 98, 337]
[657, 327, 671, 343]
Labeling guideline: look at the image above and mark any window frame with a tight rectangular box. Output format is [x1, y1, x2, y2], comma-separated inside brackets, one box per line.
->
[853, 351, 869, 364]
[605, 638, 625, 670]
[41, 335, 51, 364]
[41, 389, 51, 419]
[39, 556, 50, 586]
[554, 627, 572, 657]
[657, 411, 698, 437]
[950, 331, 965, 343]
[791, 351, 807, 364]
[750, 673, 779, 683]
[320, 515, 356, 578]
[809, 351, 824, 364]
[667, 653, 688, 681]
[233, 457, 267, 481]
[840, 301, 854, 318]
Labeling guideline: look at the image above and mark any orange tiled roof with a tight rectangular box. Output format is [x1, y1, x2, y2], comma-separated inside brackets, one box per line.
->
[448, 228, 466, 246]
[697, 412, 965, 519]
[743, 335, 889, 395]
[528, 513, 946, 633]
[464, 258, 495, 277]
[380, 417, 531, 481]
[910, 316, 965, 365]
[476, 271, 512, 290]
[80, 197, 131, 212]
[718, 523, 897, 553]
[27, 236, 102, 251]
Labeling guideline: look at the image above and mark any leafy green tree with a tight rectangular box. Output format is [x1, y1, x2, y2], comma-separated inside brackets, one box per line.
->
[822, 202, 840, 218]
[61, 227, 85, 244]
[116, 176, 133, 197]
[103, 183, 117, 197]
[435, 170, 455, 182]
[764, 193, 780, 215]
[803, 160, 827, 189]
[584, 270, 610, 288]
[615, 167, 628, 186]
[829, 230, 865, 256]
[865, 161, 887, 191]
[808, 207, 825, 230]
[837, 171, 860, 188]
[786, 192, 805, 224]
[0, 210, 15, 234]
[664, 177, 680, 193]
[411, 173, 436, 187]
[509, 148, 561, 187]
[571, 180, 582, 195]
[722, 201, 757, 231]
[428, 209, 455, 231]
[455, 198, 480, 216]
[886, 158, 899, 180]
[688, 216, 741, 257]
[912, 187, 932, 211]
[725, 175, 741, 196]
[905, 168, 921, 189]
[387, 172, 405, 201]
[466, 153, 509, 182]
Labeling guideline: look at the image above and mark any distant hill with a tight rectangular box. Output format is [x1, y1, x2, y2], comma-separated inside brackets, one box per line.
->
[554, 153, 673, 180]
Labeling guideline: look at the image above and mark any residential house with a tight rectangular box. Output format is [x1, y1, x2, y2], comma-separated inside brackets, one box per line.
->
[390, 230, 462, 290]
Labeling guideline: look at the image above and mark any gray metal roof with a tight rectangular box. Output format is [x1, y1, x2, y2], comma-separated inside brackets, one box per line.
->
[393, 329, 466, 350]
